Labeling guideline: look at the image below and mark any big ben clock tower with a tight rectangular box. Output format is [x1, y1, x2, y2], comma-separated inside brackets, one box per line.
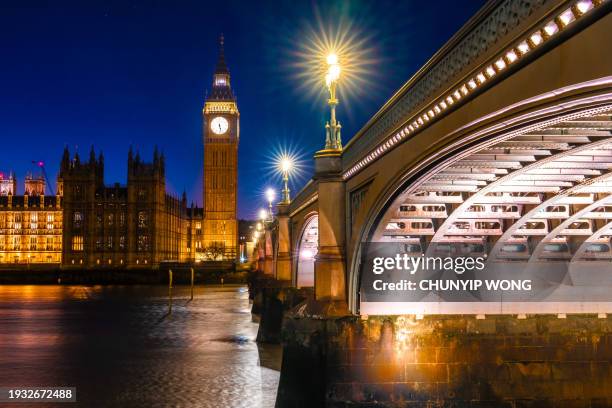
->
[202, 34, 239, 260]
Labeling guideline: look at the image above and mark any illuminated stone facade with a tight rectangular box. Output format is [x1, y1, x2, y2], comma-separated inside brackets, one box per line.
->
[0, 146, 202, 268]
[0, 193, 62, 265]
[60, 147, 190, 268]
[24, 174, 45, 196]
[0, 171, 16, 196]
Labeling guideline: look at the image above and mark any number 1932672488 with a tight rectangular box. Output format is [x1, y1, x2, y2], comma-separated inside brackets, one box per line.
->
[1, 387, 76, 402]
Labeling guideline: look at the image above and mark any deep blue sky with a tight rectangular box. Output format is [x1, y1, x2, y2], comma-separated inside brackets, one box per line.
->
[0, 0, 484, 218]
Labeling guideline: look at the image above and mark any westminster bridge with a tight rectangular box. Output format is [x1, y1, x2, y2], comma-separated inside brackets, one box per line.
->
[254, 1, 612, 407]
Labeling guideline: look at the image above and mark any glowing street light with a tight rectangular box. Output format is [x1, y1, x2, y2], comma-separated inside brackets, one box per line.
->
[265, 188, 276, 218]
[277, 155, 294, 204]
[280, 156, 293, 173]
[324, 53, 342, 150]
[300, 249, 313, 260]
[258, 208, 268, 222]
[291, 19, 375, 152]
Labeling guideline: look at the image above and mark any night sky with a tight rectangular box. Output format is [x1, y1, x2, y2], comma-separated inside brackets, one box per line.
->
[0, 0, 484, 219]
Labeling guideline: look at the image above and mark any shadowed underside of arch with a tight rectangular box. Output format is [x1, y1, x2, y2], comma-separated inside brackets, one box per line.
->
[295, 215, 318, 288]
[363, 106, 612, 315]
[375, 108, 612, 259]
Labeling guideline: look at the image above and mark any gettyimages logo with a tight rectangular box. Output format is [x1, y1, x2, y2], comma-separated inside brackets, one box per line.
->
[371, 253, 486, 275]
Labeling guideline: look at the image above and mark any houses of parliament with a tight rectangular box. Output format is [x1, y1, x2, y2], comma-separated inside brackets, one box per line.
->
[0, 38, 240, 268]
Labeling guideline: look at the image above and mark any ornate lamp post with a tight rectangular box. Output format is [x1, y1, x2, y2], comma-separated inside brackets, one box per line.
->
[310, 51, 347, 306]
[324, 53, 342, 150]
[279, 156, 293, 204]
[265, 188, 276, 219]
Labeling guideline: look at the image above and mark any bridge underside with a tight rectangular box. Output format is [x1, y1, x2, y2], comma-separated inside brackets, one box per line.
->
[296, 215, 318, 288]
[364, 108, 612, 315]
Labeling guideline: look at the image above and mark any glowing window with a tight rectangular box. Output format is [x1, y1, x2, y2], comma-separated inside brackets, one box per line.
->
[72, 236, 83, 251]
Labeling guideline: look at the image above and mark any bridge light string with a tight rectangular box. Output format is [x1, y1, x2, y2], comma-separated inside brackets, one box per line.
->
[342, 0, 606, 180]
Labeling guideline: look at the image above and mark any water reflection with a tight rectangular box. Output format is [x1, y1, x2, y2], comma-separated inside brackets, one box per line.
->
[0, 285, 280, 407]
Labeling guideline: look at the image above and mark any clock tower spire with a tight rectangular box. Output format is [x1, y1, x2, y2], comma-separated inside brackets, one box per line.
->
[201, 34, 239, 261]
[210, 34, 235, 100]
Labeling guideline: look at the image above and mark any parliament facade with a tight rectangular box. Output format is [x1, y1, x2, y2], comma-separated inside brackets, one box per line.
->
[0, 37, 240, 268]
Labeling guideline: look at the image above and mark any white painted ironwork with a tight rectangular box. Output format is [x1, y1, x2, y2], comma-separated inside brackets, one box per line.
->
[373, 110, 612, 268]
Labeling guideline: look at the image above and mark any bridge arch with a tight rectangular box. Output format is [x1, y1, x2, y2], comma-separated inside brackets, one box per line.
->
[294, 213, 318, 288]
[349, 84, 612, 314]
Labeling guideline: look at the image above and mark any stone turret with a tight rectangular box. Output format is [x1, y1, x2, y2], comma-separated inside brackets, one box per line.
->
[0, 171, 17, 196]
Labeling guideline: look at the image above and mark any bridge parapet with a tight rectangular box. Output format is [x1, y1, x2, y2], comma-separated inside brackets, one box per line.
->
[288, 179, 317, 217]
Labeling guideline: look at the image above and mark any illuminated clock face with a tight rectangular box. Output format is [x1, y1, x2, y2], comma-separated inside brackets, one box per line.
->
[210, 116, 229, 135]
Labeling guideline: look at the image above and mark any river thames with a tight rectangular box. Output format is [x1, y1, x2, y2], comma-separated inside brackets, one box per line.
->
[0, 284, 281, 407]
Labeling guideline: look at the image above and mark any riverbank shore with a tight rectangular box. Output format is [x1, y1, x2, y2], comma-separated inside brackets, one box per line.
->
[0, 267, 250, 285]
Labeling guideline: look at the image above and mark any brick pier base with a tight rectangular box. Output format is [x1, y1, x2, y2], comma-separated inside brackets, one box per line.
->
[276, 314, 612, 407]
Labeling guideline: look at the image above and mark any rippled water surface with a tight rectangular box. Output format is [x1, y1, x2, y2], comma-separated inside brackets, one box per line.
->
[0, 285, 281, 407]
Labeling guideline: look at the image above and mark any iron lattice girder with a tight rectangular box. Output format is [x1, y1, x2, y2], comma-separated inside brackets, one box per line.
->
[380, 112, 612, 260]
[488, 175, 611, 257]
[572, 221, 612, 262]
[529, 194, 612, 261]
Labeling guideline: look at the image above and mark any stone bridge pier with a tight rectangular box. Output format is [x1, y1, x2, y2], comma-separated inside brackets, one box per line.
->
[312, 150, 347, 307]
[254, 1, 612, 406]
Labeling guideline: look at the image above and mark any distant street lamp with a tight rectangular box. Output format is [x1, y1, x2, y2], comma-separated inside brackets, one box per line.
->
[324, 53, 342, 150]
[265, 188, 276, 218]
[278, 156, 294, 204]
[258, 209, 268, 223]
